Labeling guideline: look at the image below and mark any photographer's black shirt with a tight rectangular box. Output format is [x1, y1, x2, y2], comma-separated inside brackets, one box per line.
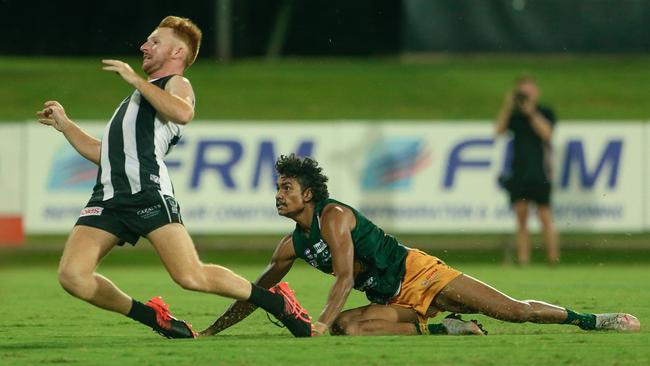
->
[507, 104, 556, 184]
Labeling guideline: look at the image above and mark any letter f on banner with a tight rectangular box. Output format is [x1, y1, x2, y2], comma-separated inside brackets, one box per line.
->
[444, 138, 494, 189]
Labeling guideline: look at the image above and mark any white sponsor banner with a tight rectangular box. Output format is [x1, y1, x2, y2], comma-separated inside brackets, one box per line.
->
[338, 122, 512, 232]
[0, 124, 24, 214]
[326, 122, 644, 232]
[24, 123, 105, 232]
[166, 123, 331, 233]
[552, 122, 643, 231]
[21, 120, 648, 234]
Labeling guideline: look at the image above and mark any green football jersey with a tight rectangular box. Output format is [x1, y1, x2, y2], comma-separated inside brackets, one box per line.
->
[291, 198, 408, 304]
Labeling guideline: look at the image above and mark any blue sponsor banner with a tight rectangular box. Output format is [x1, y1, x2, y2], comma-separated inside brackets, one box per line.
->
[22, 121, 648, 233]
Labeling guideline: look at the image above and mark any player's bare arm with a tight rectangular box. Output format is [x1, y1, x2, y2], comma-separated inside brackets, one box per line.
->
[199, 235, 298, 336]
[525, 106, 553, 141]
[36, 101, 101, 165]
[312, 204, 356, 336]
[102, 59, 195, 124]
[495, 91, 514, 135]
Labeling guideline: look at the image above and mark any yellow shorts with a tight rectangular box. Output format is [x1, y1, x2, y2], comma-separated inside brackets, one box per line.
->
[389, 249, 462, 322]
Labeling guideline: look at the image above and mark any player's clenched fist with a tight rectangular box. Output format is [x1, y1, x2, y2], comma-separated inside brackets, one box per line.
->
[36, 101, 70, 132]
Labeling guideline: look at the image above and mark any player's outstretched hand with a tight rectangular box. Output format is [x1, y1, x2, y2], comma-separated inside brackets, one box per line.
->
[311, 321, 328, 337]
[102, 59, 141, 85]
[37, 101, 70, 132]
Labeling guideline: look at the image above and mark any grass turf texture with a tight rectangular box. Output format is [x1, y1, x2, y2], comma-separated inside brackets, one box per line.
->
[2, 55, 650, 364]
[1, 249, 648, 365]
[2, 55, 650, 121]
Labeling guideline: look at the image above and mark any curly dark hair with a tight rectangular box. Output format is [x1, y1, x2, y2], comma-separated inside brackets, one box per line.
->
[275, 154, 329, 203]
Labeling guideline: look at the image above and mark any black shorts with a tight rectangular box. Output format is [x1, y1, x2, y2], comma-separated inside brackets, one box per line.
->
[509, 181, 552, 206]
[75, 190, 183, 245]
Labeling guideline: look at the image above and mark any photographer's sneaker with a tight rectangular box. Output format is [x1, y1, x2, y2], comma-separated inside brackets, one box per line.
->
[595, 313, 640, 331]
[442, 313, 487, 336]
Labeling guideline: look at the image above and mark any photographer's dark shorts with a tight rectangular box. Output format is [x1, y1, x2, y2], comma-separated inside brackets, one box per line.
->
[509, 181, 551, 206]
[75, 190, 183, 246]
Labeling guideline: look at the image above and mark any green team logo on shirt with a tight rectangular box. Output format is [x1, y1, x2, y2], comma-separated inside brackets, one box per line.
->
[304, 239, 332, 270]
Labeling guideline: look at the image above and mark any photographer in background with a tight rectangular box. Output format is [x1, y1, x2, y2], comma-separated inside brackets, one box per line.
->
[496, 75, 559, 266]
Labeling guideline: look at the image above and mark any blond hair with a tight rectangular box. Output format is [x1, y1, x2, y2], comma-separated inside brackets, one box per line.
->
[515, 74, 536, 86]
[158, 16, 202, 68]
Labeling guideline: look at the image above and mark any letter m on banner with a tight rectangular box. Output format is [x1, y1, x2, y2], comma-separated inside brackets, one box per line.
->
[560, 139, 622, 189]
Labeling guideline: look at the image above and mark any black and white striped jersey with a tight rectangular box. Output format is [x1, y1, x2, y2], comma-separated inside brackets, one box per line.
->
[90, 75, 184, 202]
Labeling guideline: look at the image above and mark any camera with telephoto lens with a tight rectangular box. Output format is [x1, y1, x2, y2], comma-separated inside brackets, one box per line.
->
[513, 91, 528, 112]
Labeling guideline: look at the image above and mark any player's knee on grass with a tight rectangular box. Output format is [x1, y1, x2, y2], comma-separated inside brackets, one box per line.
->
[331, 319, 374, 336]
[331, 314, 356, 336]
[332, 321, 361, 336]
[330, 319, 348, 336]
[340, 320, 387, 336]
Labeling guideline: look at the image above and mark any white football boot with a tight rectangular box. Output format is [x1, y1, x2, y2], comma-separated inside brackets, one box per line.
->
[595, 313, 641, 331]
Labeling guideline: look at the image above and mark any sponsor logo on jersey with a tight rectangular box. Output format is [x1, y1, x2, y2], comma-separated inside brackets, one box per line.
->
[80, 207, 104, 217]
[420, 268, 440, 288]
[149, 174, 160, 184]
[165, 196, 179, 214]
[137, 204, 162, 219]
[303, 240, 330, 264]
[314, 239, 327, 253]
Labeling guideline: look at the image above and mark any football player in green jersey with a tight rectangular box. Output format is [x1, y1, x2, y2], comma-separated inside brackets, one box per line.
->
[201, 154, 639, 337]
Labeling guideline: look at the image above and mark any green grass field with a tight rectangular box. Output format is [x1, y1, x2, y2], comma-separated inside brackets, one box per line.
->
[3, 55, 650, 365]
[1, 250, 648, 365]
[2, 55, 650, 121]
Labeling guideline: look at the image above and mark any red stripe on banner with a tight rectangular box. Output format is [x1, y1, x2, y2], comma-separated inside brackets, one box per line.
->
[0, 216, 24, 246]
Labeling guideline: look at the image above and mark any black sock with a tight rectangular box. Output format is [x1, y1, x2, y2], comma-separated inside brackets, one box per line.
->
[428, 323, 448, 335]
[126, 299, 158, 329]
[563, 309, 596, 330]
[247, 284, 284, 316]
